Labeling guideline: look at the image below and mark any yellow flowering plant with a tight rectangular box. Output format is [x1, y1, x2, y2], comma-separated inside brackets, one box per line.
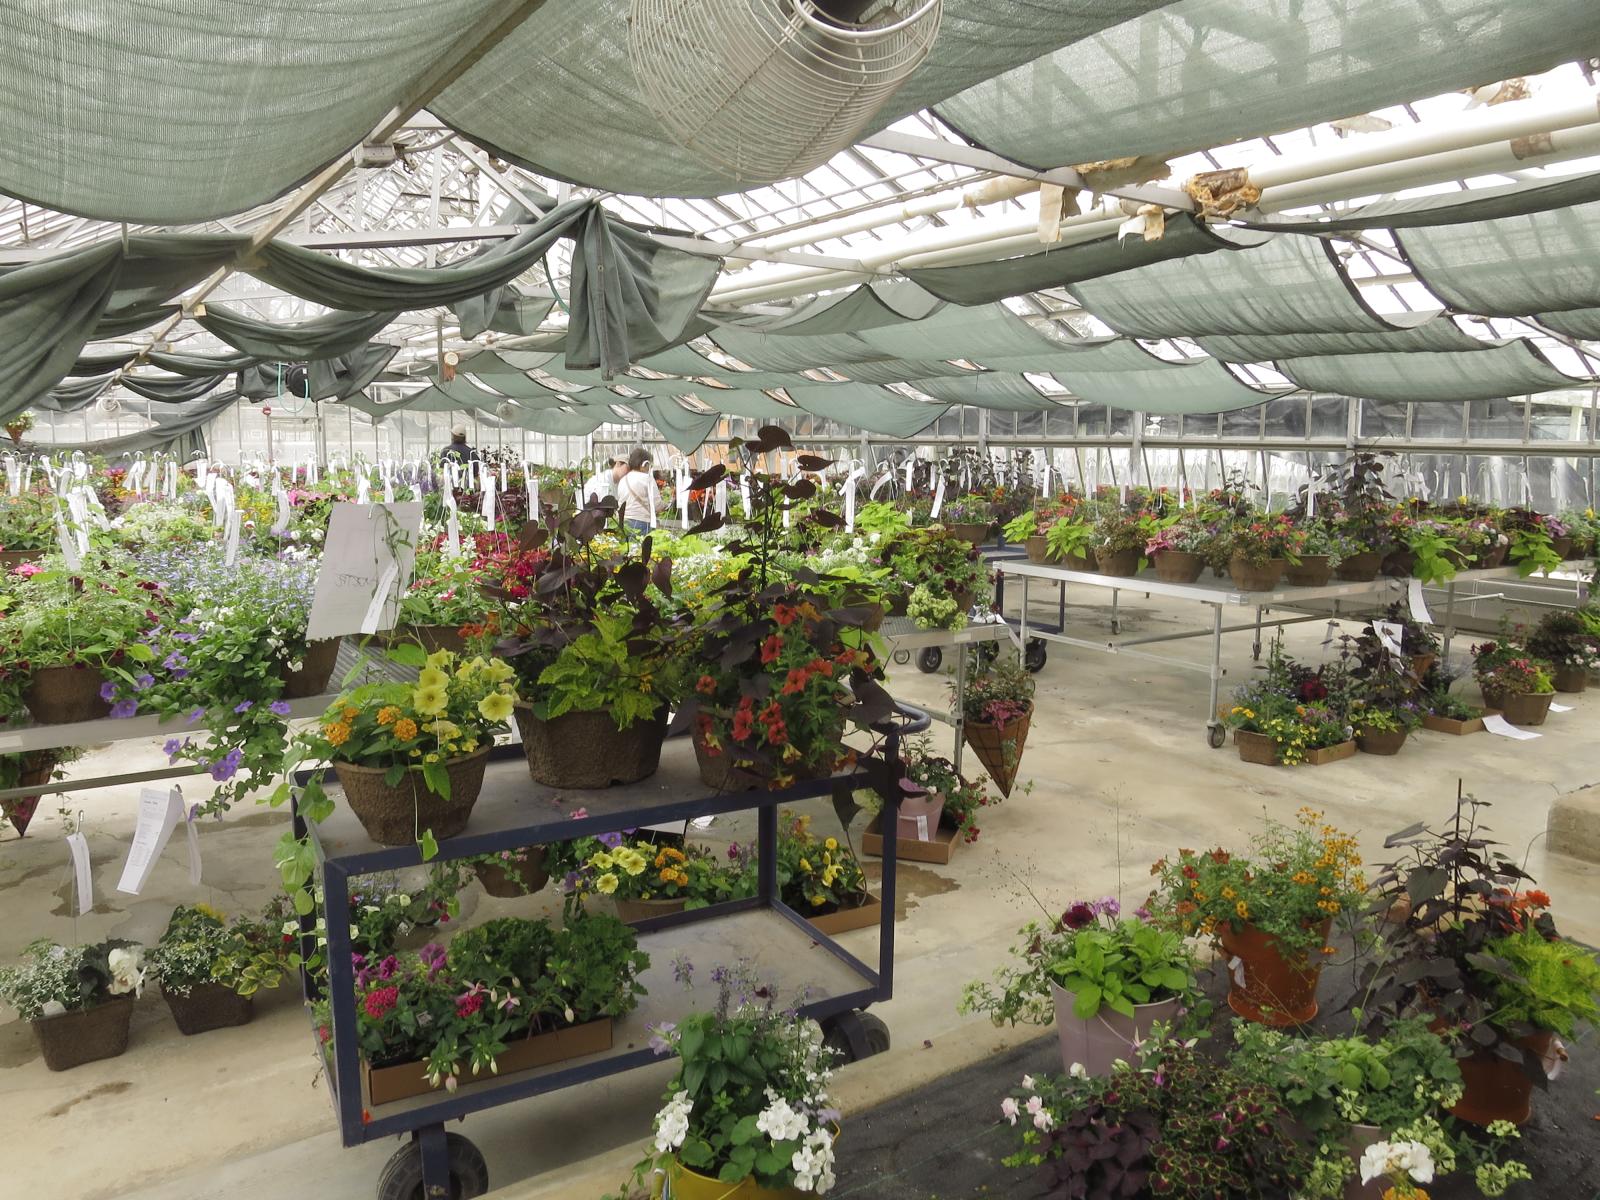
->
[772, 812, 869, 915]
[573, 837, 752, 908]
[1150, 808, 1365, 958]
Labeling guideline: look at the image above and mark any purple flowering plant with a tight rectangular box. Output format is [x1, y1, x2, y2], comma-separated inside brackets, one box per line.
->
[961, 895, 1197, 1025]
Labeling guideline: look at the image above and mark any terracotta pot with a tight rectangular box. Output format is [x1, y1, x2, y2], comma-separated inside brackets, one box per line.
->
[1152, 550, 1204, 583]
[1553, 665, 1589, 694]
[1451, 1031, 1556, 1127]
[613, 896, 687, 925]
[1335, 550, 1385, 582]
[1233, 728, 1280, 766]
[1050, 985, 1182, 1078]
[0, 548, 41, 571]
[1382, 548, 1416, 577]
[1058, 551, 1095, 572]
[5, 425, 22, 445]
[1285, 554, 1334, 586]
[964, 706, 1031, 797]
[3, 749, 58, 835]
[1228, 555, 1285, 592]
[1095, 547, 1140, 577]
[1479, 543, 1509, 568]
[950, 522, 990, 547]
[1355, 727, 1408, 756]
[162, 982, 253, 1036]
[32, 997, 133, 1070]
[280, 638, 340, 699]
[1481, 688, 1554, 726]
[513, 703, 666, 789]
[1025, 534, 1049, 563]
[392, 624, 467, 657]
[895, 789, 946, 842]
[333, 746, 490, 846]
[1216, 921, 1331, 1027]
[23, 664, 111, 724]
[1410, 653, 1437, 680]
[472, 848, 549, 898]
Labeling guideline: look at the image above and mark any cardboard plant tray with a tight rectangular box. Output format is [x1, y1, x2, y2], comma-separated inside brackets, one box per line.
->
[805, 893, 883, 937]
[861, 814, 961, 865]
[363, 1017, 613, 1106]
[1421, 711, 1492, 736]
[1304, 740, 1356, 766]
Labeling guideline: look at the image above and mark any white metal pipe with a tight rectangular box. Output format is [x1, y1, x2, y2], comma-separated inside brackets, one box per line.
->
[748, 174, 1036, 252]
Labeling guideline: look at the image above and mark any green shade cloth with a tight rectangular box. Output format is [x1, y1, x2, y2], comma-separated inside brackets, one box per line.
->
[122, 373, 227, 403]
[934, 0, 1600, 173]
[453, 286, 555, 339]
[628, 396, 720, 453]
[455, 372, 573, 408]
[0, 241, 124, 417]
[1538, 308, 1600, 341]
[1237, 172, 1600, 233]
[853, 301, 1078, 362]
[831, 359, 973, 385]
[904, 373, 1058, 411]
[667, 389, 797, 421]
[37, 378, 114, 413]
[778, 383, 946, 439]
[1395, 196, 1600, 321]
[708, 280, 942, 335]
[307, 344, 398, 401]
[1050, 358, 1276, 415]
[433, 0, 1174, 199]
[982, 337, 1183, 375]
[146, 348, 256, 377]
[27, 394, 232, 455]
[69, 351, 140, 377]
[1197, 319, 1489, 362]
[904, 216, 1236, 305]
[93, 304, 179, 339]
[1070, 233, 1405, 338]
[1275, 340, 1586, 403]
[197, 305, 397, 361]
[710, 328, 889, 372]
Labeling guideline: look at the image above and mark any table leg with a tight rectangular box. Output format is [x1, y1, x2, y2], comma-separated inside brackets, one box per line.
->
[952, 641, 967, 775]
[1111, 588, 1120, 636]
[1442, 578, 1458, 660]
[1252, 605, 1263, 661]
[1019, 575, 1030, 654]
[1206, 606, 1225, 748]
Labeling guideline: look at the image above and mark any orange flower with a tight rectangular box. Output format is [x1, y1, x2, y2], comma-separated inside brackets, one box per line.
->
[376, 706, 401, 726]
[759, 635, 783, 664]
[781, 667, 810, 695]
[695, 674, 717, 696]
[324, 721, 352, 747]
[342, 706, 359, 721]
[392, 717, 419, 741]
[772, 603, 798, 627]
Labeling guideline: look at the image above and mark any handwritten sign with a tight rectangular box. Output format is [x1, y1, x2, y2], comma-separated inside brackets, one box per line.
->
[305, 502, 422, 640]
[117, 786, 186, 895]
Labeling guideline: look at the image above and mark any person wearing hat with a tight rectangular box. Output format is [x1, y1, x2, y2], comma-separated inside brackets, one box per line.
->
[581, 456, 627, 506]
[439, 424, 475, 464]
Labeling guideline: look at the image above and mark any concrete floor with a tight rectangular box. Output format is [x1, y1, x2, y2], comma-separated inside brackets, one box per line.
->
[3, 588, 1599, 1200]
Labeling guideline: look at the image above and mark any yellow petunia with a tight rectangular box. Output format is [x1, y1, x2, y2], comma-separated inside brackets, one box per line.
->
[425, 649, 452, 670]
[613, 847, 648, 877]
[595, 873, 618, 895]
[590, 851, 615, 871]
[413, 684, 448, 716]
[824, 837, 838, 851]
[193, 901, 227, 922]
[484, 658, 515, 684]
[417, 667, 449, 691]
[478, 692, 514, 722]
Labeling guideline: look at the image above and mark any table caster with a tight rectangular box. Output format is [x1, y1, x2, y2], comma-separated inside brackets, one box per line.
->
[378, 1131, 487, 1200]
[1206, 723, 1226, 749]
[916, 648, 942, 673]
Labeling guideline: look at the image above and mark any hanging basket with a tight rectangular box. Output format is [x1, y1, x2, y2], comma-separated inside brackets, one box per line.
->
[163, 982, 254, 1036]
[963, 706, 1031, 797]
[1024, 535, 1049, 563]
[1152, 550, 1204, 583]
[333, 747, 490, 846]
[23, 664, 111, 724]
[1334, 550, 1386, 581]
[1481, 688, 1554, 726]
[280, 638, 340, 699]
[32, 997, 134, 1070]
[473, 848, 550, 898]
[513, 704, 666, 789]
[4, 750, 58, 835]
[949, 522, 990, 547]
[1285, 554, 1334, 586]
[1227, 555, 1285, 592]
[1095, 548, 1140, 577]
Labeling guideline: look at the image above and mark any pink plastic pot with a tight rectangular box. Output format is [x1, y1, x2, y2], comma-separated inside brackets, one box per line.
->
[1050, 984, 1182, 1077]
[896, 789, 946, 842]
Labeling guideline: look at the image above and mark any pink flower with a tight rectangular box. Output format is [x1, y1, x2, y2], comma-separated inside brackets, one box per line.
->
[1000, 1097, 1019, 1126]
[1032, 1109, 1055, 1132]
[1025, 1096, 1043, 1115]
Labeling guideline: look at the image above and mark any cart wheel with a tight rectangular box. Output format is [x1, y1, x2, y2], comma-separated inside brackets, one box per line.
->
[378, 1133, 488, 1200]
[891, 649, 911, 666]
[823, 1010, 891, 1064]
[916, 648, 942, 673]
[1206, 724, 1226, 750]
[1023, 640, 1047, 674]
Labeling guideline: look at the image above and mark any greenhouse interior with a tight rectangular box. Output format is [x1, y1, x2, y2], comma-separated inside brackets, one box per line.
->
[5, 4, 1600, 1200]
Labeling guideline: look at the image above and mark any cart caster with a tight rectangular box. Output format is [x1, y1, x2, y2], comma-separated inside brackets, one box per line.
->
[1023, 639, 1046, 674]
[1206, 723, 1226, 749]
[822, 1010, 890, 1064]
[378, 1132, 488, 1200]
[916, 648, 942, 673]
[891, 649, 911, 666]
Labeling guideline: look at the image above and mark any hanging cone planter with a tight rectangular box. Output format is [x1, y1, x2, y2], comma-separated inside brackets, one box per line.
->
[964, 705, 1031, 796]
[4, 750, 58, 836]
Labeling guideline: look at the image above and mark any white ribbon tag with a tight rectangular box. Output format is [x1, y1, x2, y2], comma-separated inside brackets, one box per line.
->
[271, 486, 291, 535]
[54, 512, 81, 570]
[869, 468, 892, 500]
[903, 458, 914, 492]
[66, 833, 92, 915]
[738, 475, 751, 516]
[224, 509, 242, 566]
[355, 474, 371, 505]
[184, 807, 203, 885]
[716, 478, 728, 517]
[1406, 578, 1432, 625]
[359, 561, 401, 635]
[931, 475, 946, 520]
[444, 489, 462, 558]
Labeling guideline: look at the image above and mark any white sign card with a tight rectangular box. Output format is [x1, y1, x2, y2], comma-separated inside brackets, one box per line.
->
[930, 475, 946, 520]
[1483, 713, 1541, 741]
[305, 502, 423, 640]
[117, 786, 186, 895]
[1406, 578, 1433, 625]
[65, 832, 93, 915]
[223, 508, 242, 567]
[1373, 620, 1405, 657]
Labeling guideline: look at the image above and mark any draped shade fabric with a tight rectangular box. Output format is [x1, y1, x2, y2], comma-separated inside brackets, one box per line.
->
[1273, 340, 1586, 403]
[707, 280, 942, 336]
[1050, 357, 1277, 415]
[777, 383, 946, 439]
[1196, 318, 1489, 363]
[904, 373, 1058, 411]
[197, 306, 397, 361]
[933, 0, 1600, 172]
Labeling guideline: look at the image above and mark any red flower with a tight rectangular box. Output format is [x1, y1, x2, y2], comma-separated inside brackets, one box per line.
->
[773, 603, 798, 627]
[732, 706, 756, 743]
[766, 719, 788, 746]
[807, 657, 833, 678]
[695, 674, 717, 695]
[363, 986, 400, 1019]
[760, 635, 783, 664]
[781, 667, 810, 695]
[455, 990, 485, 1019]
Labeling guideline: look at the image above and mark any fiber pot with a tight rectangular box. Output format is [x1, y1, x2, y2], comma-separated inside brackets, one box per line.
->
[162, 982, 253, 1036]
[1095, 547, 1140, 577]
[1410, 653, 1437, 680]
[1216, 920, 1331, 1027]
[280, 637, 340, 699]
[0, 548, 41, 571]
[1479, 543, 1509, 568]
[32, 997, 133, 1070]
[1233, 728, 1280, 766]
[949, 522, 990, 547]
[1059, 551, 1096, 573]
[473, 849, 549, 898]
[1450, 1031, 1557, 1127]
[1381, 548, 1416, 577]
[1335, 550, 1385, 582]
[1355, 727, 1408, 756]
[692, 720, 842, 793]
[613, 896, 687, 925]
[1285, 554, 1334, 586]
[393, 624, 467, 657]
[1553, 665, 1589, 694]
[333, 746, 490, 846]
[1050, 984, 1181, 1078]
[23, 664, 111, 724]
[1024, 534, 1048, 563]
[964, 705, 1031, 797]
[1228, 555, 1285, 592]
[1152, 550, 1204, 583]
[1551, 536, 1573, 559]
[895, 789, 946, 842]
[513, 703, 666, 789]
[3, 749, 58, 835]
[1481, 688, 1554, 726]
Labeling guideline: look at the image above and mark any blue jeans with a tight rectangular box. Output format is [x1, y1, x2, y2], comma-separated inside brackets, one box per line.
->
[625, 518, 650, 534]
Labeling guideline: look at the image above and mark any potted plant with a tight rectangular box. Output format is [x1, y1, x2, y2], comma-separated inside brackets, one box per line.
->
[1354, 791, 1584, 1127]
[1041, 510, 1096, 571]
[394, 545, 487, 655]
[1144, 515, 1210, 583]
[1421, 687, 1487, 736]
[1470, 638, 1555, 725]
[881, 525, 987, 613]
[0, 937, 147, 1070]
[1286, 519, 1342, 586]
[634, 961, 840, 1197]
[962, 896, 1196, 1076]
[0, 490, 56, 567]
[1506, 517, 1562, 577]
[769, 813, 875, 932]
[1526, 609, 1600, 693]
[4, 409, 34, 444]
[1230, 1019, 1466, 1200]
[1227, 512, 1305, 592]
[467, 846, 550, 897]
[1152, 808, 1362, 1026]
[941, 494, 993, 547]
[1225, 696, 1354, 766]
[999, 1034, 1309, 1199]
[905, 581, 967, 631]
[575, 837, 748, 924]
[1348, 704, 1418, 756]
[1091, 509, 1149, 577]
[148, 900, 295, 1035]
[1001, 508, 1041, 560]
[958, 652, 1034, 797]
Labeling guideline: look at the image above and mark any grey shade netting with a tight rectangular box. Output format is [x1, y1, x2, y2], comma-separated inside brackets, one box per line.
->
[28, 394, 233, 455]
[1197, 318, 1489, 362]
[145, 349, 255, 377]
[1237, 172, 1600, 233]
[708, 280, 942, 336]
[934, 0, 1600, 172]
[1274, 340, 1587, 403]
[673, 389, 798, 421]
[830, 358, 973, 384]
[122, 374, 227, 404]
[1395, 196, 1600, 327]
[307, 344, 400, 401]
[778, 383, 947, 439]
[197, 306, 397, 361]
[1069, 232, 1415, 338]
[1050, 357, 1277, 415]
[1539, 308, 1600, 341]
[453, 286, 556, 340]
[628, 396, 720, 454]
[38, 378, 113, 413]
[904, 373, 1057, 410]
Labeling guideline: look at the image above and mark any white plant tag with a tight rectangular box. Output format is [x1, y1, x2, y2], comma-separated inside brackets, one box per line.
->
[271, 486, 291, 535]
[480, 473, 496, 532]
[54, 512, 81, 570]
[184, 807, 203, 885]
[306, 502, 423, 640]
[930, 475, 946, 520]
[355, 473, 371, 505]
[224, 508, 242, 566]
[1406, 578, 1432, 625]
[1374, 620, 1405, 657]
[1550, 702, 1574, 713]
[66, 832, 92, 915]
[1482, 713, 1541, 741]
[117, 786, 185, 895]
[359, 561, 401, 635]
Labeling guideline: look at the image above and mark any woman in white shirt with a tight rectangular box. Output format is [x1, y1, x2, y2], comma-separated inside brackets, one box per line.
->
[617, 447, 660, 534]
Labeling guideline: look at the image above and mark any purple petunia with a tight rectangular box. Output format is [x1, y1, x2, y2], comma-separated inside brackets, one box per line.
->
[134, 673, 155, 691]
[99, 681, 117, 702]
[109, 699, 138, 719]
[268, 700, 292, 717]
[209, 748, 244, 781]
[597, 830, 624, 849]
[1092, 896, 1121, 918]
[173, 631, 199, 643]
[163, 651, 188, 671]
[186, 707, 205, 724]
[234, 700, 253, 714]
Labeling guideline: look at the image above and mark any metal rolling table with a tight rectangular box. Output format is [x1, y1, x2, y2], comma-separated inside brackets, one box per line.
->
[878, 614, 1017, 773]
[294, 706, 930, 1200]
[990, 561, 1533, 747]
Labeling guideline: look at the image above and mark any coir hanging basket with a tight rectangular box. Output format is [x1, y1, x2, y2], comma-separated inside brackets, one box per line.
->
[963, 705, 1030, 797]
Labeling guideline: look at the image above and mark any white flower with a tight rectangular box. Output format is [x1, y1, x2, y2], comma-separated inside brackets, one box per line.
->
[653, 1090, 693, 1154]
[756, 1096, 809, 1143]
[1021, 1074, 1035, 1089]
[107, 947, 146, 997]
[393, 894, 411, 907]
[1000, 1097, 1019, 1125]
[1068, 1062, 1088, 1079]
[1032, 1108, 1055, 1133]
[1025, 1095, 1043, 1116]
[1360, 1141, 1435, 1186]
